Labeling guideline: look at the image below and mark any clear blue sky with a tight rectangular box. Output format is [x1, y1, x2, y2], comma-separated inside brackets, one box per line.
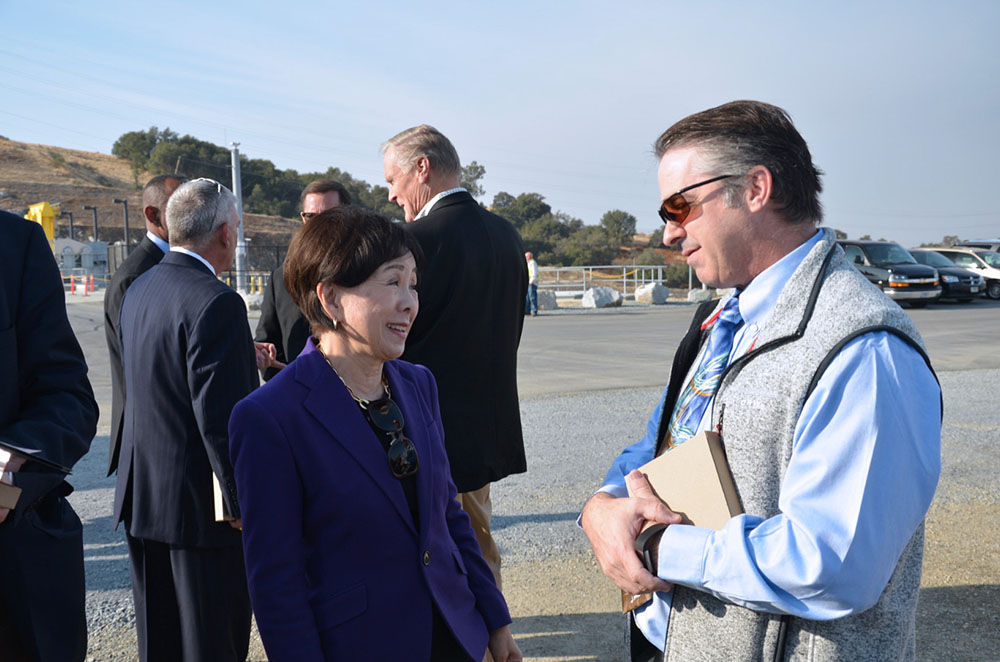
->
[2, 0, 997, 246]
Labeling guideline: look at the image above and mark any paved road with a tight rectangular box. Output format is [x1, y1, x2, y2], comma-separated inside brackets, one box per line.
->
[516, 297, 1000, 397]
[60, 294, 1000, 660]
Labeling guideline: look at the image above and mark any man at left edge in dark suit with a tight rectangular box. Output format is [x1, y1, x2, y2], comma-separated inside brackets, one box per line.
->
[114, 178, 258, 662]
[0, 210, 99, 661]
[104, 174, 186, 477]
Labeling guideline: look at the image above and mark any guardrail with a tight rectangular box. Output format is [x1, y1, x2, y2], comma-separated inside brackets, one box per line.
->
[213, 264, 695, 298]
[537, 264, 688, 298]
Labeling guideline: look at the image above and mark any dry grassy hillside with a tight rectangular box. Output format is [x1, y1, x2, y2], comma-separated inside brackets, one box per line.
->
[0, 137, 299, 246]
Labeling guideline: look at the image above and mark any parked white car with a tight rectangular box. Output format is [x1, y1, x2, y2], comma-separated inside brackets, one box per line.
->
[929, 247, 1000, 299]
[956, 239, 1000, 252]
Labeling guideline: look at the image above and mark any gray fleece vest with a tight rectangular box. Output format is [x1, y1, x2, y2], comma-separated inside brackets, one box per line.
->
[662, 229, 933, 662]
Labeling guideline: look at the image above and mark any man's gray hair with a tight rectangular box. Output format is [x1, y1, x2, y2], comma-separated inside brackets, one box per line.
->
[381, 124, 461, 177]
[166, 178, 239, 247]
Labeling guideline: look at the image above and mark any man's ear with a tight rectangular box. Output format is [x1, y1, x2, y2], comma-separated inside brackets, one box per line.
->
[415, 156, 431, 184]
[744, 165, 773, 213]
[144, 205, 164, 230]
[215, 221, 235, 254]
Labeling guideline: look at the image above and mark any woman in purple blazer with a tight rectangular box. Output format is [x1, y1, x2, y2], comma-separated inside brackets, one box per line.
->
[229, 207, 520, 661]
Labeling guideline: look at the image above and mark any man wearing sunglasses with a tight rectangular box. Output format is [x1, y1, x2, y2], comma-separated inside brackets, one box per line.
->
[254, 178, 350, 381]
[581, 101, 941, 661]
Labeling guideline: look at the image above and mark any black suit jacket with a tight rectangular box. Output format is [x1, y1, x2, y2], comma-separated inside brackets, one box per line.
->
[104, 235, 164, 476]
[254, 263, 310, 381]
[0, 211, 97, 661]
[114, 251, 257, 547]
[402, 192, 528, 492]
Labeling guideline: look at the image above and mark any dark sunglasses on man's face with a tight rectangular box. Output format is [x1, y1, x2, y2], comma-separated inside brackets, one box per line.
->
[367, 397, 419, 478]
[658, 174, 736, 225]
[300, 211, 318, 221]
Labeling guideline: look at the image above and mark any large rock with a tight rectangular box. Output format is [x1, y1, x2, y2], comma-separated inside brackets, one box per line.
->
[582, 286, 624, 308]
[687, 288, 713, 303]
[537, 290, 558, 310]
[635, 282, 670, 305]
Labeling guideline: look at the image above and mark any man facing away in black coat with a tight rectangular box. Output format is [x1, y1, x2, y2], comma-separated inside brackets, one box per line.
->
[104, 174, 186, 477]
[382, 125, 528, 588]
[114, 178, 258, 662]
[0, 210, 99, 662]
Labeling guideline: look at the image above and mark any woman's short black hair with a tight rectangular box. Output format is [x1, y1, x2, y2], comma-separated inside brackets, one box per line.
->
[283, 206, 423, 334]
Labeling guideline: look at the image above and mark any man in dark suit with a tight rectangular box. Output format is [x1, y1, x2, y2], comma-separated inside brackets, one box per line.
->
[254, 178, 349, 380]
[104, 174, 186, 477]
[0, 210, 98, 662]
[114, 178, 258, 662]
[382, 125, 528, 587]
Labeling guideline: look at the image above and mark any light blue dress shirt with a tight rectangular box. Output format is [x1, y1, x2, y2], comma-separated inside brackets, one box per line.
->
[146, 230, 169, 255]
[600, 230, 942, 650]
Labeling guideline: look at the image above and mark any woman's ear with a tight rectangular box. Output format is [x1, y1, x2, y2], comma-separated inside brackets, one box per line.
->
[316, 281, 341, 327]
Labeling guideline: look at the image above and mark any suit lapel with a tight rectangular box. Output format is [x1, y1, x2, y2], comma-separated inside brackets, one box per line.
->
[297, 344, 417, 533]
[383, 361, 435, 543]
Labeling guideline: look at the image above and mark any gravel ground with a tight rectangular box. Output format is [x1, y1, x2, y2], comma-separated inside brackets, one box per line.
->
[59, 296, 999, 661]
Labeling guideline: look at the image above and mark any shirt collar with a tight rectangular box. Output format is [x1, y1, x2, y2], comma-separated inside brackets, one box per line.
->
[415, 187, 466, 220]
[736, 229, 823, 331]
[146, 230, 169, 254]
[170, 246, 216, 275]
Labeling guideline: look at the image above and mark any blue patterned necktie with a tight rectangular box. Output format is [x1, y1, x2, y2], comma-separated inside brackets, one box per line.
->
[665, 295, 743, 449]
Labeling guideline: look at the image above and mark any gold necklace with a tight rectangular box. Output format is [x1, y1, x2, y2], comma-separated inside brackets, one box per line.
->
[322, 354, 389, 407]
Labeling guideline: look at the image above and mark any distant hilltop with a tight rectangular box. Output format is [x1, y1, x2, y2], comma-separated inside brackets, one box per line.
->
[0, 136, 299, 246]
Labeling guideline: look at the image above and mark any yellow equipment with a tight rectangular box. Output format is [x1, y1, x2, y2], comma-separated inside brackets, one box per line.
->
[25, 202, 60, 251]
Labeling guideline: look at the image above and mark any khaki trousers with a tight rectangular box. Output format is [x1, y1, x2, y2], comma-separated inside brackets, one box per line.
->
[458, 483, 502, 591]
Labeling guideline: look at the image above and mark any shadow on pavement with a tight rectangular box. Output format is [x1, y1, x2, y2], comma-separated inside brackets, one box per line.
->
[493, 512, 580, 531]
[511, 611, 620, 661]
[917, 584, 1000, 661]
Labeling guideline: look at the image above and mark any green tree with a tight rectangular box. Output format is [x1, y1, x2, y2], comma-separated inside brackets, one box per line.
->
[661, 261, 698, 288]
[553, 211, 584, 232]
[600, 209, 638, 246]
[490, 191, 551, 229]
[623, 247, 667, 266]
[148, 134, 230, 182]
[554, 225, 618, 266]
[520, 213, 573, 263]
[832, 228, 848, 240]
[112, 126, 177, 188]
[460, 161, 486, 199]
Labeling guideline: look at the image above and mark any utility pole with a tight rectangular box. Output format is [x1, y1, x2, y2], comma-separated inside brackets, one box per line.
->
[229, 142, 248, 294]
[113, 198, 130, 244]
[83, 205, 99, 241]
[61, 211, 75, 240]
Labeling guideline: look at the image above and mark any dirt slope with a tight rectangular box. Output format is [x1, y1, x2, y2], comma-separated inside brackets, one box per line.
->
[0, 137, 298, 246]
